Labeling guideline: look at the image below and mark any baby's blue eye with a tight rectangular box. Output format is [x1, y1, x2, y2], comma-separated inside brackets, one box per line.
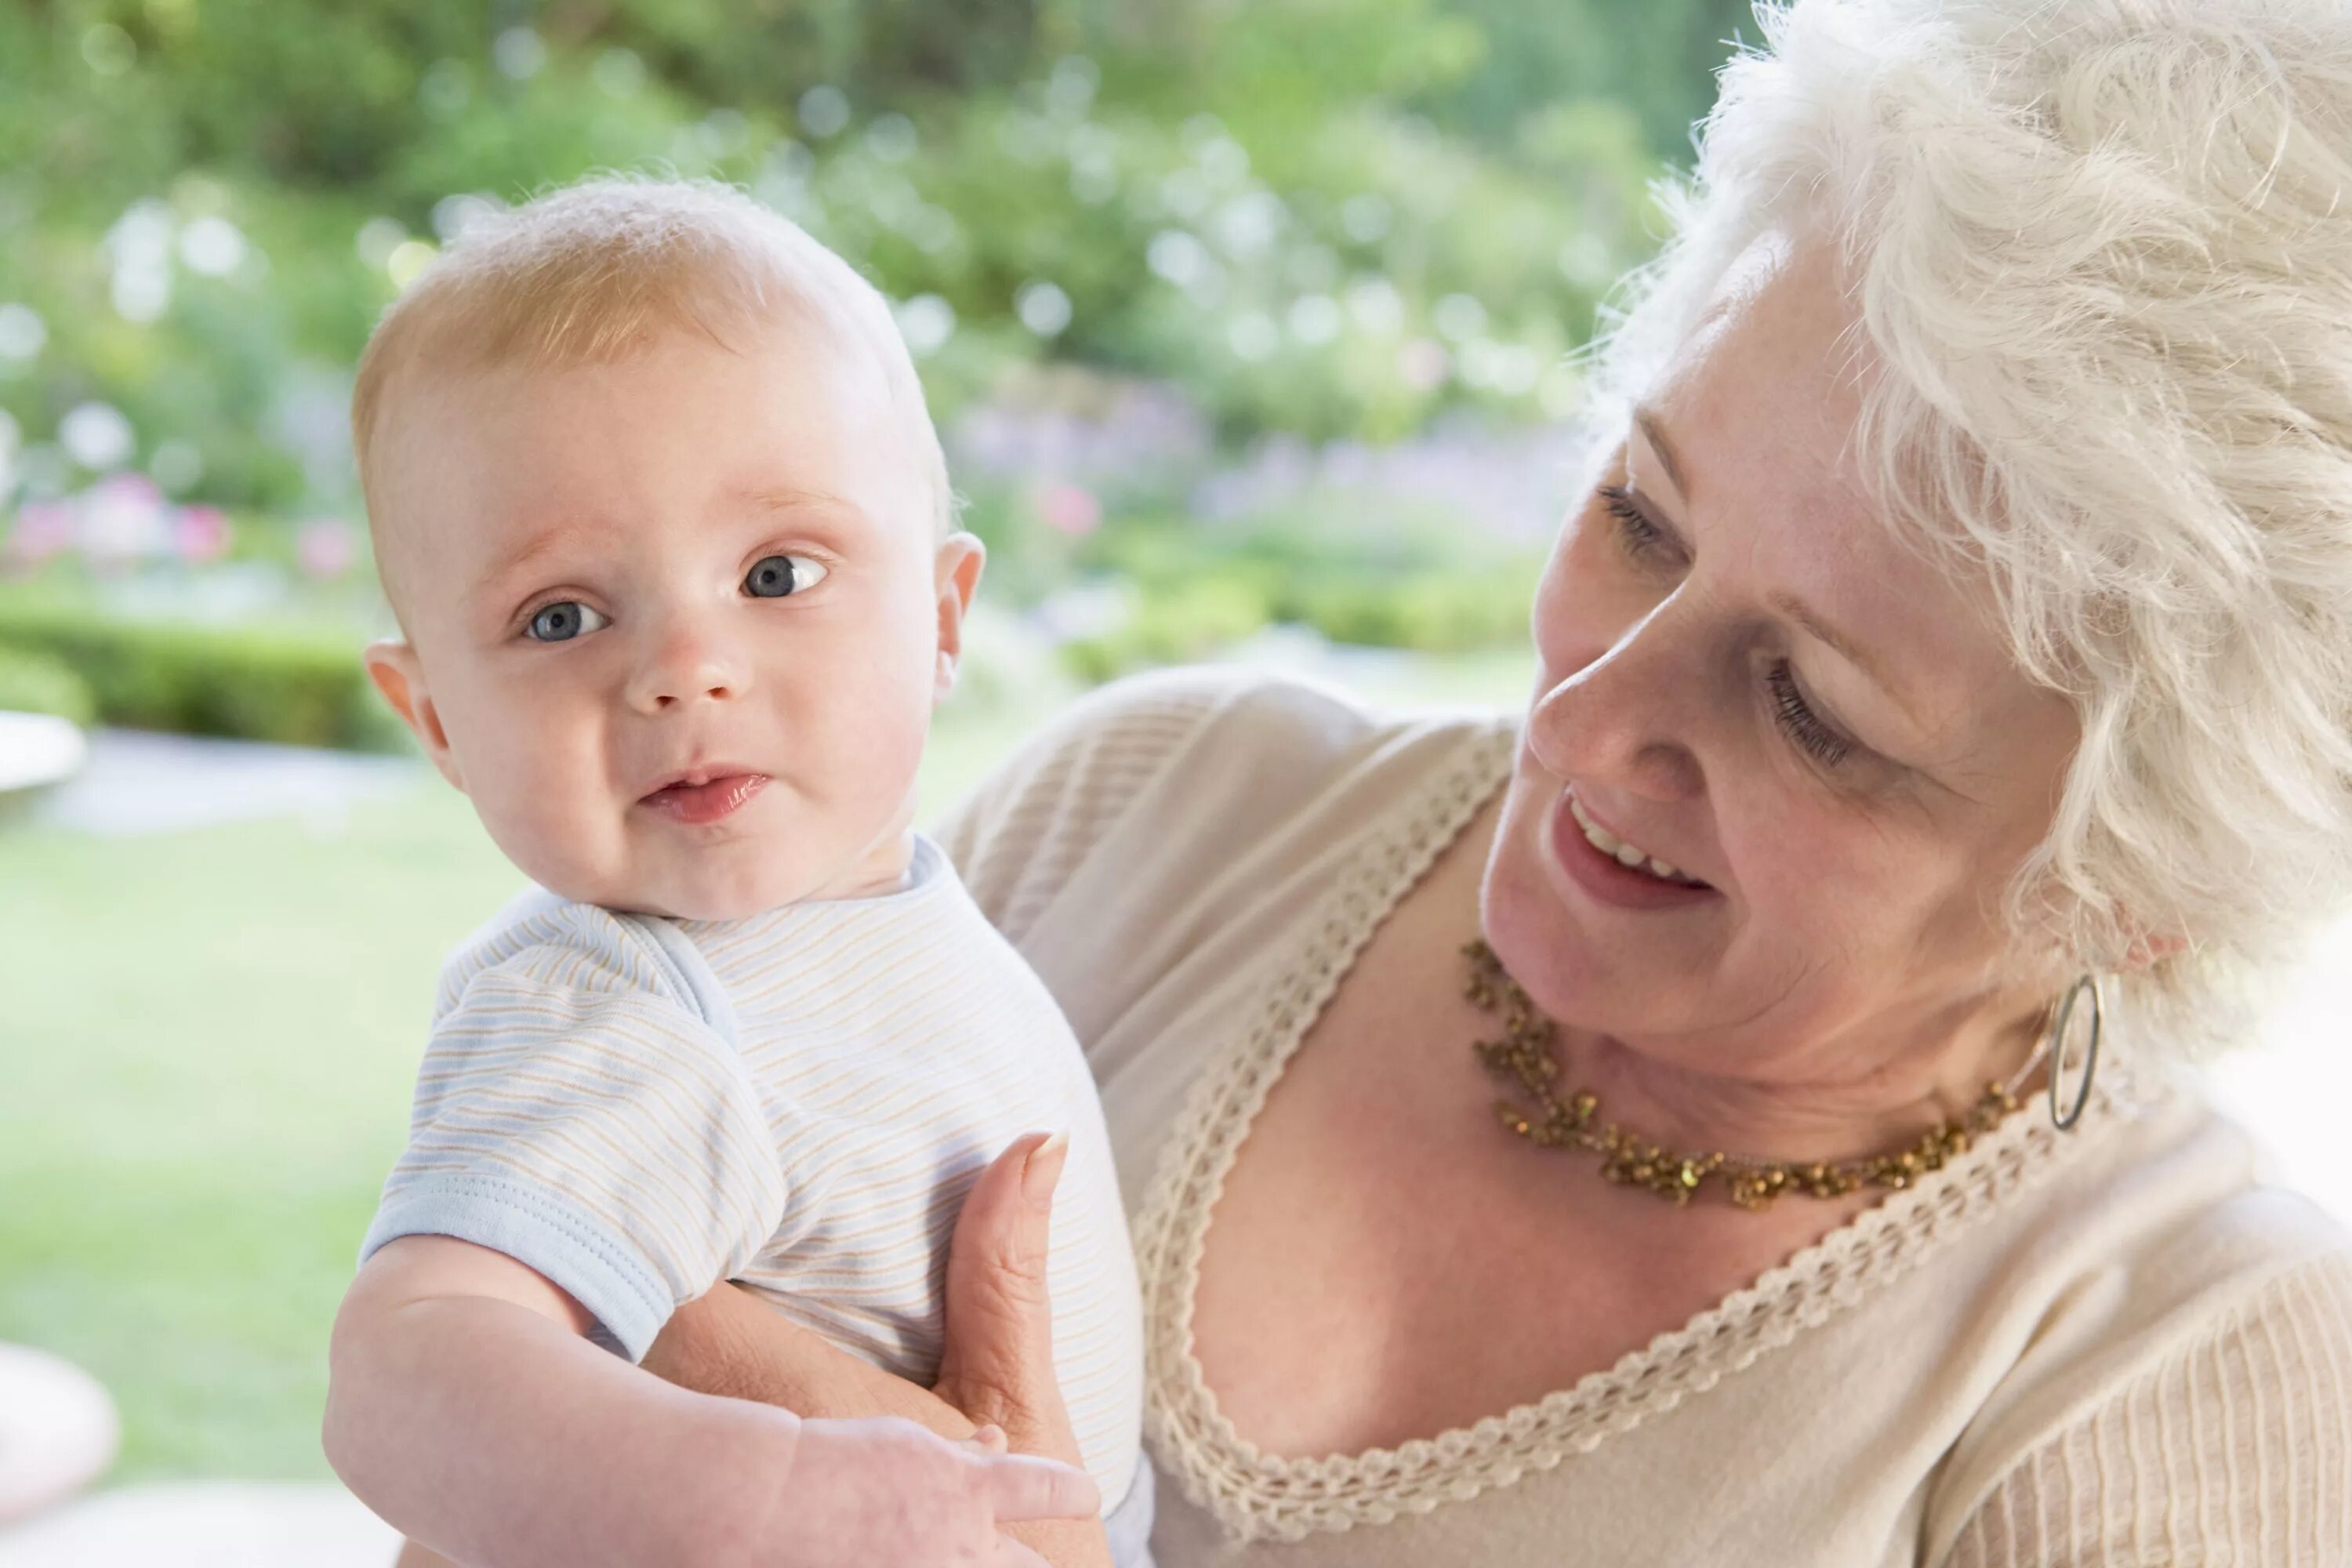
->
[526, 601, 609, 642]
[745, 554, 826, 598]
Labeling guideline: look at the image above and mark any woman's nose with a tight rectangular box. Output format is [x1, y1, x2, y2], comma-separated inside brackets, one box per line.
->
[624, 623, 752, 714]
[1526, 616, 1706, 804]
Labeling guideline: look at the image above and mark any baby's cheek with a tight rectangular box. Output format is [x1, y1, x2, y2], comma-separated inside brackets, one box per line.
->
[821, 645, 936, 786]
[468, 725, 619, 900]
[815, 729, 924, 840]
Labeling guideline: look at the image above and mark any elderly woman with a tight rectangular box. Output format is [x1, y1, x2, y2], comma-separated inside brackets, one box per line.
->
[638, 0, 2352, 1562]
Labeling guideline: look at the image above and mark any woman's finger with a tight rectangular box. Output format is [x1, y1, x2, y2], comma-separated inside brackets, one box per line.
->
[971, 1450, 1101, 1523]
[936, 1131, 1074, 1457]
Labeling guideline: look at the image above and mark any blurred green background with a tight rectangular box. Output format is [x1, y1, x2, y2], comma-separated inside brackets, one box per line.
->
[0, 0, 1753, 1485]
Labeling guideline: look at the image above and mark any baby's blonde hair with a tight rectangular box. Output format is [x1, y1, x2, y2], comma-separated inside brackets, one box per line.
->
[354, 176, 953, 608]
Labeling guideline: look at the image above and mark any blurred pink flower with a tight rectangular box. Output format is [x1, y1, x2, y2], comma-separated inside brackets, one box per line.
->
[94, 472, 163, 510]
[1035, 480, 1102, 538]
[297, 518, 356, 579]
[4, 503, 75, 568]
[174, 505, 232, 563]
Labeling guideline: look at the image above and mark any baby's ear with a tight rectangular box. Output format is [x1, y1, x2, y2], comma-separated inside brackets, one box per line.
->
[364, 640, 464, 790]
[931, 532, 987, 700]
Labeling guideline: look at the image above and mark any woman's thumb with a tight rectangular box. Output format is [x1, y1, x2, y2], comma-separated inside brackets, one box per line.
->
[935, 1131, 1073, 1457]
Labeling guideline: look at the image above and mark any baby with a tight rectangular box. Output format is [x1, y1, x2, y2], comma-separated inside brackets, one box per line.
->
[323, 179, 1148, 1567]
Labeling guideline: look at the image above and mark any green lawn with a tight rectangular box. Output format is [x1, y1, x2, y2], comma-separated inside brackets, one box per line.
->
[0, 654, 1529, 1481]
[0, 780, 516, 1478]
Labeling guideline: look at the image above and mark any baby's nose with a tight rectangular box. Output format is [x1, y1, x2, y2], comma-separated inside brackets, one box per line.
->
[626, 630, 750, 712]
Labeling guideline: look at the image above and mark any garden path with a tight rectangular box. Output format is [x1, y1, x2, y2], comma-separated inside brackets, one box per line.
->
[31, 728, 422, 838]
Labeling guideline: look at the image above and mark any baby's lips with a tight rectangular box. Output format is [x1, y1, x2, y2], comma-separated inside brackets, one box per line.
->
[637, 771, 770, 826]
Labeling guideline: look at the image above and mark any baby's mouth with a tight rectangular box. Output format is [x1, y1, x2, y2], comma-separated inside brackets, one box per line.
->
[638, 771, 771, 826]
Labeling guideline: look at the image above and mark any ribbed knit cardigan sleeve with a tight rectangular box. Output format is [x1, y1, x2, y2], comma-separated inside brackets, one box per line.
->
[1936, 1250, 2352, 1566]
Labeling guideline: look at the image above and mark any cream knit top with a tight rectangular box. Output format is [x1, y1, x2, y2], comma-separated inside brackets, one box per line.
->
[934, 666, 2352, 1567]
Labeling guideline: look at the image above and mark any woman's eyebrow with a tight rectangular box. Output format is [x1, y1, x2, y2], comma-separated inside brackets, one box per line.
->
[1633, 407, 1691, 499]
[1766, 588, 1927, 724]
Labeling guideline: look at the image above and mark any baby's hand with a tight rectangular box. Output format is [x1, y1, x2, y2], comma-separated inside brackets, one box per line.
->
[758, 1414, 1098, 1568]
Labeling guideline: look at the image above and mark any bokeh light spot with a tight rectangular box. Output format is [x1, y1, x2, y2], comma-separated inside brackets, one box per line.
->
[387, 240, 438, 290]
[1015, 281, 1073, 337]
[82, 23, 136, 75]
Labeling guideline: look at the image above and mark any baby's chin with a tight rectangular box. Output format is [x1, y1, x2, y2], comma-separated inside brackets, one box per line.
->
[495, 803, 918, 920]
[508, 850, 795, 924]
[582, 866, 800, 923]
[547, 847, 910, 922]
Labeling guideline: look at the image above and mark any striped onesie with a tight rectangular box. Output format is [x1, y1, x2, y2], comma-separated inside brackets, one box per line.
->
[361, 833, 1149, 1554]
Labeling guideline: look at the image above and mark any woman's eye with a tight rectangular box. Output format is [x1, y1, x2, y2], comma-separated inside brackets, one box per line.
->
[525, 601, 609, 642]
[745, 554, 827, 598]
[1766, 660, 1857, 768]
[1598, 485, 1673, 563]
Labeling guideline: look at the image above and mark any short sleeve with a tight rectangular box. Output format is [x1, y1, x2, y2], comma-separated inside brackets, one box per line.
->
[1935, 1251, 2352, 1567]
[360, 922, 788, 1361]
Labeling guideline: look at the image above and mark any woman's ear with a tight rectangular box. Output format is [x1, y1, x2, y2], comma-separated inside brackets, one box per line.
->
[364, 640, 464, 790]
[931, 532, 988, 701]
[2120, 932, 2188, 971]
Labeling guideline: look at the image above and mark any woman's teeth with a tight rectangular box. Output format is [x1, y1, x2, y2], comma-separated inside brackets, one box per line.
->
[1568, 795, 1701, 886]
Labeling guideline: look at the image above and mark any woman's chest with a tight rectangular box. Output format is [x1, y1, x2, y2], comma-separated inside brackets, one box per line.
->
[1178, 944, 1838, 1460]
[1161, 1108, 1994, 1563]
[1145, 1424, 1935, 1568]
[1183, 1084, 1627, 1457]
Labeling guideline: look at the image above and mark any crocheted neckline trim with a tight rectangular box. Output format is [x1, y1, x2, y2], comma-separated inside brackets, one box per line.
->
[1131, 719, 2129, 1544]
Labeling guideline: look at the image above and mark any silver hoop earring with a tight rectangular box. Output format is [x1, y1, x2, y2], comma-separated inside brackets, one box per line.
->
[2047, 974, 2104, 1132]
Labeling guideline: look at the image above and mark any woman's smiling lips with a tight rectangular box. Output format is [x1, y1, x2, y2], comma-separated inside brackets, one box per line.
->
[637, 769, 771, 826]
[1543, 788, 1719, 911]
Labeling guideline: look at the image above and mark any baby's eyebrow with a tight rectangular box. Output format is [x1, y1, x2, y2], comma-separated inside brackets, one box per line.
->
[474, 521, 593, 597]
[732, 483, 868, 523]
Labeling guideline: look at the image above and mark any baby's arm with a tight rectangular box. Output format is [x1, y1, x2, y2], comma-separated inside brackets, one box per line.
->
[328, 1234, 1094, 1568]
[643, 1278, 978, 1436]
[646, 1135, 1116, 1568]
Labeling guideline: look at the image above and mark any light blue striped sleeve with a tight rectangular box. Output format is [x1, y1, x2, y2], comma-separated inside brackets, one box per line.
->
[361, 912, 786, 1361]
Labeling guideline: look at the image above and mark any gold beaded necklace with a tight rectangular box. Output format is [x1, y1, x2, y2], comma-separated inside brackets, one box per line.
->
[1465, 939, 2051, 1212]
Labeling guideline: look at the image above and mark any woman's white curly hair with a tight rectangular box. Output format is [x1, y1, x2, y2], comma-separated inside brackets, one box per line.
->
[1593, 0, 2352, 1055]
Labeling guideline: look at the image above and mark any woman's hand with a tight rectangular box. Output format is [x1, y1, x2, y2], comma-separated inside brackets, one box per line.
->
[641, 1132, 1115, 1568]
[933, 1132, 1113, 1568]
[935, 1133, 1081, 1461]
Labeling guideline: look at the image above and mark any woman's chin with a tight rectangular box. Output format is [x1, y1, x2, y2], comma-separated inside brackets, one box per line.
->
[1481, 797, 1703, 1035]
[1481, 822, 1602, 1009]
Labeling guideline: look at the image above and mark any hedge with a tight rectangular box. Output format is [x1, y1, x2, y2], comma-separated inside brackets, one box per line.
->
[0, 643, 100, 728]
[0, 599, 403, 752]
[1056, 561, 1538, 683]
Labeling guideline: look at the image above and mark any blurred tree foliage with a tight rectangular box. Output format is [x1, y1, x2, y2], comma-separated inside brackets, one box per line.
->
[1, 0, 1755, 520]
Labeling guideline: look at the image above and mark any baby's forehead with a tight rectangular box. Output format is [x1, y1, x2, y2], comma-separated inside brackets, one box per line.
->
[372, 339, 935, 612]
[398, 316, 917, 484]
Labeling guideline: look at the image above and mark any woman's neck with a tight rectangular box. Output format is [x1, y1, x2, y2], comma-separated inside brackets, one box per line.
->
[1547, 986, 2056, 1171]
[1444, 797, 2061, 1174]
